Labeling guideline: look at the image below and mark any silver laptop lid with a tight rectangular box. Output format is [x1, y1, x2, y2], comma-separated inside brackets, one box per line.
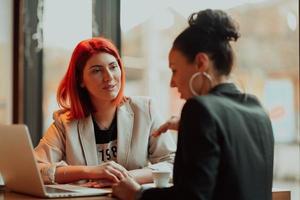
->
[0, 124, 46, 197]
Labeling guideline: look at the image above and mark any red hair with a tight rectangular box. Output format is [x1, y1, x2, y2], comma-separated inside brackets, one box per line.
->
[57, 37, 125, 120]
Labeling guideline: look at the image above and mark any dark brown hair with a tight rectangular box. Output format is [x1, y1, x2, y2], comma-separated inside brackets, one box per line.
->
[173, 9, 240, 75]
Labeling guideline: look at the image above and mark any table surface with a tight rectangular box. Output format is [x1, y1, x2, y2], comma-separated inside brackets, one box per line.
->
[0, 186, 291, 200]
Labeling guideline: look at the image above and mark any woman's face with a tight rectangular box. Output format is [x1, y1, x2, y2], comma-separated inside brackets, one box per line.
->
[168, 48, 199, 100]
[81, 52, 121, 103]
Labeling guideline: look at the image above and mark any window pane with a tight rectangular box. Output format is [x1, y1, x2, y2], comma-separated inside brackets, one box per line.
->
[0, 0, 13, 124]
[43, 0, 92, 131]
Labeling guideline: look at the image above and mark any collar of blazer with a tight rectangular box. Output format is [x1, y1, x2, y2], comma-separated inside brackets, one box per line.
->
[77, 101, 134, 167]
[209, 83, 241, 95]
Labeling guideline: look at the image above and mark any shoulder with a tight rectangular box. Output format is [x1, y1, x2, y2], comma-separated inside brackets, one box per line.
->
[125, 96, 153, 111]
[52, 109, 78, 129]
[184, 95, 218, 111]
[182, 97, 212, 118]
[191, 92, 263, 112]
[122, 96, 158, 120]
[127, 96, 152, 105]
[184, 93, 268, 124]
[182, 95, 228, 122]
[53, 109, 71, 123]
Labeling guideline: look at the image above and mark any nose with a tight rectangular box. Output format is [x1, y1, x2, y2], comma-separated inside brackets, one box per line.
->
[170, 76, 176, 88]
[103, 69, 113, 82]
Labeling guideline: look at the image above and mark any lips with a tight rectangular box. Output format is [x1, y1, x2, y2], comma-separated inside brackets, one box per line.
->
[103, 84, 117, 91]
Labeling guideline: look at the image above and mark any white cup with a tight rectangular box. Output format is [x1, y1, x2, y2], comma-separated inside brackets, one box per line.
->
[152, 171, 171, 188]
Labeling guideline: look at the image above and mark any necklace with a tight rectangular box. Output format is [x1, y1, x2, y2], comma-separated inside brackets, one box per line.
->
[92, 112, 117, 131]
[96, 121, 110, 130]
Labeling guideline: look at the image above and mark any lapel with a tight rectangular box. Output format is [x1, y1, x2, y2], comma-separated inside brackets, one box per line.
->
[77, 115, 98, 166]
[116, 101, 134, 167]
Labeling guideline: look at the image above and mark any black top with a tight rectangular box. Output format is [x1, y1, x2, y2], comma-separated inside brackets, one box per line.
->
[93, 115, 118, 144]
[140, 83, 274, 200]
[93, 115, 118, 163]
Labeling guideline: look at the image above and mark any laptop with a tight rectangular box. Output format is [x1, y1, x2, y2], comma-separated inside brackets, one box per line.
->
[0, 124, 111, 198]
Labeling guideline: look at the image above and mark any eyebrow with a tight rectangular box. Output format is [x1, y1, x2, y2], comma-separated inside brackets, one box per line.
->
[89, 62, 117, 69]
[89, 65, 103, 70]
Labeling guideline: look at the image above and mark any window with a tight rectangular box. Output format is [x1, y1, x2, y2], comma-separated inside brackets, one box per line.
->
[0, 0, 13, 124]
[43, 0, 93, 130]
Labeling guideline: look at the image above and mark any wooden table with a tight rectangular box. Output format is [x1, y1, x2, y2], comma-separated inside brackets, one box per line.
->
[0, 187, 291, 200]
[272, 188, 291, 200]
[0, 190, 116, 200]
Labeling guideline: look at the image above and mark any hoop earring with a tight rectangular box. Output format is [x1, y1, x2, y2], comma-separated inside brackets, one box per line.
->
[189, 72, 213, 96]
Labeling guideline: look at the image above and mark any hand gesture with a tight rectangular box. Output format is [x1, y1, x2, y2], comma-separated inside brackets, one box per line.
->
[152, 116, 180, 137]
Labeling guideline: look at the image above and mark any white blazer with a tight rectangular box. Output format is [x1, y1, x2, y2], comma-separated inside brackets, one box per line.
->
[34, 96, 176, 183]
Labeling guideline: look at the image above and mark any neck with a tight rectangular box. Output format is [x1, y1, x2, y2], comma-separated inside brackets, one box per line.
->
[211, 75, 230, 87]
[91, 98, 117, 129]
[204, 68, 231, 94]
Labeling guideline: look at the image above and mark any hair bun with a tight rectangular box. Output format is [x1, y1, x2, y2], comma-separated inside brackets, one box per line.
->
[188, 9, 240, 42]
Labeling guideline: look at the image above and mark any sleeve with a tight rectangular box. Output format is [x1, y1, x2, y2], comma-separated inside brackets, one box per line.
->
[34, 115, 68, 184]
[146, 98, 176, 173]
[174, 98, 220, 199]
[140, 98, 221, 200]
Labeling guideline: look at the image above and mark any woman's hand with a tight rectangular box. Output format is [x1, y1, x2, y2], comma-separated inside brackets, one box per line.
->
[80, 179, 115, 188]
[152, 116, 180, 137]
[112, 176, 141, 200]
[86, 161, 130, 184]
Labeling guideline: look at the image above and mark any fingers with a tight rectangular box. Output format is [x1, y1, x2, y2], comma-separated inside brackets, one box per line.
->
[80, 181, 99, 188]
[120, 96, 129, 105]
[106, 161, 129, 178]
[112, 177, 141, 200]
[152, 116, 180, 137]
[98, 161, 129, 182]
[91, 179, 114, 188]
[169, 116, 180, 130]
[152, 123, 169, 137]
[102, 168, 122, 183]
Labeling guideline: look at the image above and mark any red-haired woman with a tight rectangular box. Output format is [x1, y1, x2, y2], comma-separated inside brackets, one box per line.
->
[34, 37, 176, 187]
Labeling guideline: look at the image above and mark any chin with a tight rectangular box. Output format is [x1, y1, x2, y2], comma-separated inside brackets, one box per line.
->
[110, 91, 120, 99]
[180, 93, 187, 100]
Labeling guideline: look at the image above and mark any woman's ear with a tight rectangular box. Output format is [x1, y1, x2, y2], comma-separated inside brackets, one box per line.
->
[195, 52, 209, 72]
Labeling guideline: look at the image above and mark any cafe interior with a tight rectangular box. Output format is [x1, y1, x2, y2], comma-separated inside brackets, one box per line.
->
[0, 0, 299, 199]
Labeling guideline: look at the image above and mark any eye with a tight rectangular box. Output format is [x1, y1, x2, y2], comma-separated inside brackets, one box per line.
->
[110, 64, 118, 70]
[91, 66, 102, 74]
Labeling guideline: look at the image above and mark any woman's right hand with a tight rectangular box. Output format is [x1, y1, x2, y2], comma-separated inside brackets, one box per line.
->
[86, 161, 130, 183]
[152, 116, 180, 137]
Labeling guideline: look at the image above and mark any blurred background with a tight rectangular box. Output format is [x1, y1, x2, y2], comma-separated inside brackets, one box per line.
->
[0, 0, 299, 199]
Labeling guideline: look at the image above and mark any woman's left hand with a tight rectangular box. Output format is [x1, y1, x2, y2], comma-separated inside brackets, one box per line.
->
[112, 176, 141, 200]
[120, 96, 129, 105]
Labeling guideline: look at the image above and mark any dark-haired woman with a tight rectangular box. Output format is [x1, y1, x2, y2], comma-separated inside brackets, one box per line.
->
[34, 37, 176, 187]
[112, 9, 274, 200]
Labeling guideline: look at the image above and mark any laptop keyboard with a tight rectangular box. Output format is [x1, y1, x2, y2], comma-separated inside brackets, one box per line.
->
[45, 186, 76, 193]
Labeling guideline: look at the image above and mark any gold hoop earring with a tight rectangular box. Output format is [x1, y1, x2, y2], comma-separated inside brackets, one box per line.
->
[189, 72, 213, 96]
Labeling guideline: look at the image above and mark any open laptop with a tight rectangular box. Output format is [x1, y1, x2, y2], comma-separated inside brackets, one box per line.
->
[0, 124, 111, 198]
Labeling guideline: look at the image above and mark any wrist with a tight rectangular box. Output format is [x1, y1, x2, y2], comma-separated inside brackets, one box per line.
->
[82, 166, 92, 179]
[134, 186, 145, 200]
[129, 169, 152, 184]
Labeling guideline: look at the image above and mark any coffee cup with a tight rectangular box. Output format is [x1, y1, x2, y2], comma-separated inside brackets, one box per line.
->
[152, 171, 171, 188]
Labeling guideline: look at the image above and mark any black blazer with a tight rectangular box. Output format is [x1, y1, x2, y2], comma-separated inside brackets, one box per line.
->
[141, 83, 274, 200]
